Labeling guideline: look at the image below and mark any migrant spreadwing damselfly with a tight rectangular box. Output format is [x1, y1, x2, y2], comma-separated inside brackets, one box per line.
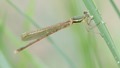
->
[14, 11, 93, 53]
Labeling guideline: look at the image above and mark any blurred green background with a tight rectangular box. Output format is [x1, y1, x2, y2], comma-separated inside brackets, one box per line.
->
[0, 0, 120, 68]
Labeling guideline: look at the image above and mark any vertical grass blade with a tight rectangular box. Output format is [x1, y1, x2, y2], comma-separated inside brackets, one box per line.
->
[23, 0, 36, 30]
[0, 12, 12, 68]
[6, 0, 40, 28]
[83, 0, 120, 67]
[109, 0, 120, 18]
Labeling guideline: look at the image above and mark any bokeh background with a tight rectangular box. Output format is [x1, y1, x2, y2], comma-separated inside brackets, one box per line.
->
[0, 0, 120, 68]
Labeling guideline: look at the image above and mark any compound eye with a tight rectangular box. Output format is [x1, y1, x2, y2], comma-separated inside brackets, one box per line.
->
[83, 11, 88, 14]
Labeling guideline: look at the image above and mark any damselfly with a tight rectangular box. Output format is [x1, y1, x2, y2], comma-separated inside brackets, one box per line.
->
[15, 11, 93, 53]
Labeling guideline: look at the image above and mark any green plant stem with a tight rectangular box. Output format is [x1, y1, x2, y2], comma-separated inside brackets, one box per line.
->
[109, 0, 120, 18]
[83, 0, 120, 67]
[6, 0, 39, 28]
